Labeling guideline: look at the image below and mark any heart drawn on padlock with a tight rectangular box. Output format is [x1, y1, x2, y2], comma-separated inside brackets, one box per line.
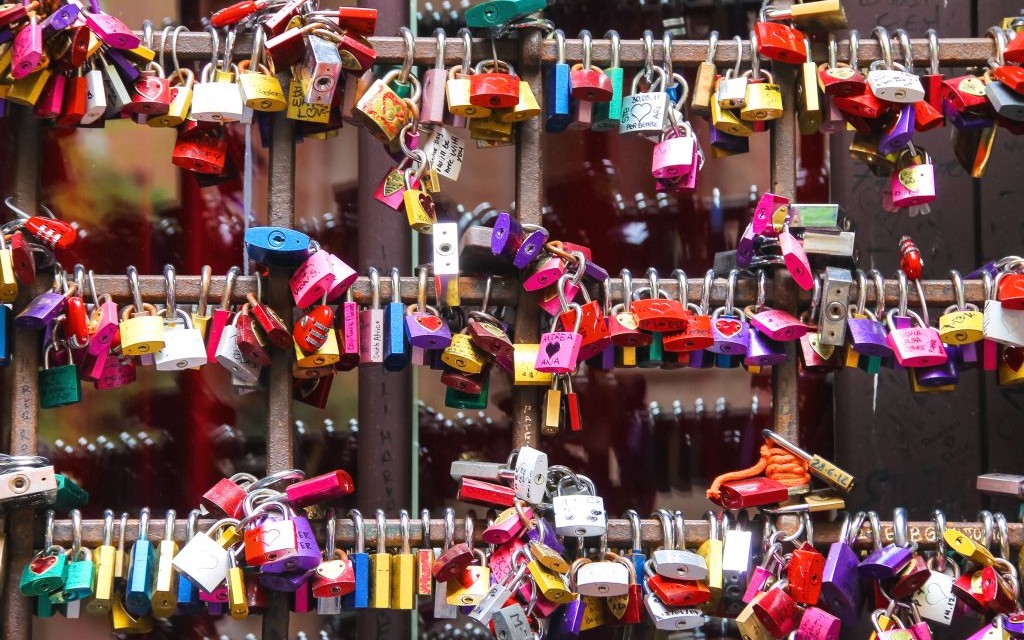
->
[382, 170, 405, 197]
[258, 528, 282, 546]
[197, 553, 222, 571]
[607, 594, 629, 619]
[416, 315, 444, 332]
[316, 563, 347, 580]
[545, 340, 562, 358]
[29, 555, 57, 574]
[1004, 346, 1024, 372]
[898, 168, 919, 190]
[629, 102, 654, 123]
[715, 318, 743, 338]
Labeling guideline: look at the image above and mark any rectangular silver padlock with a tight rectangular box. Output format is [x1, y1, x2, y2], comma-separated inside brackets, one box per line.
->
[983, 299, 1024, 346]
[100, 56, 131, 118]
[82, 68, 108, 125]
[316, 596, 342, 615]
[552, 494, 607, 537]
[717, 74, 749, 108]
[191, 75, 246, 122]
[492, 603, 532, 640]
[511, 446, 548, 504]
[300, 33, 342, 106]
[788, 204, 840, 230]
[976, 473, 1024, 498]
[469, 582, 513, 626]
[449, 460, 509, 481]
[619, 90, 669, 136]
[802, 231, 855, 257]
[0, 466, 59, 506]
[866, 68, 925, 103]
[722, 529, 752, 599]
[912, 571, 956, 626]
[214, 325, 261, 384]
[652, 549, 708, 581]
[433, 222, 460, 306]
[818, 267, 853, 346]
[576, 561, 629, 597]
[433, 581, 458, 619]
[644, 594, 705, 631]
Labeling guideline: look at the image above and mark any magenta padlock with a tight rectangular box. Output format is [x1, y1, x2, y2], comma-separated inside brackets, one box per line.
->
[965, 621, 1002, 640]
[752, 584, 798, 637]
[743, 566, 774, 603]
[523, 255, 567, 291]
[749, 308, 808, 341]
[200, 583, 229, 604]
[41, 3, 80, 34]
[535, 304, 583, 374]
[539, 278, 581, 317]
[518, 579, 561, 617]
[737, 223, 756, 268]
[35, 74, 66, 118]
[289, 250, 337, 307]
[908, 609, 933, 640]
[405, 306, 452, 349]
[259, 568, 312, 592]
[674, 146, 702, 191]
[489, 538, 526, 584]
[752, 192, 789, 237]
[291, 581, 315, 613]
[263, 510, 321, 573]
[336, 297, 360, 371]
[482, 507, 533, 545]
[387, 128, 420, 163]
[651, 123, 695, 179]
[285, 470, 354, 507]
[709, 309, 750, 355]
[885, 310, 948, 368]
[797, 606, 841, 640]
[914, 346, 959, 386]
[373, 165, 420, 211]
[326, 254, 357, 301]
[779, 231, 813, 290]
[745, 327, 787, 366]
[981, 339, 999, 371]
[878, 104, 916, 155]
[79, 349, 110, 383]
[848, 313, 893, 358]
[16, 291, 68, 329]
[11, 15, 43, 80]
[96, 354, 137, 390]
[890, 150, 936, 208]
[82, 8, 140, 49]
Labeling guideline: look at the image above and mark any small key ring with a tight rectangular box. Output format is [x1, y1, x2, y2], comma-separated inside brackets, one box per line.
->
[398, 26, 415, 84]
[605, 30, 620, 69]
[873, 26, 893, 70]
[642, 30, 655, 84]
[222, 25, 237, 71]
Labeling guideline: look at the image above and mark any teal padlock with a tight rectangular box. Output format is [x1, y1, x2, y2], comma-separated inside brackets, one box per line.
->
[465, 0, 547, 28]
[592, 30, 625, 132]
[38, 342, 81, 409]
[53, 474, 89, 511]
[444, 376, 490, 410]
[124, 508, 156, 617]
[36, 594, 56, 618]
[637, 332, 664, 368]
[63, 550, 95, 601]
[20, 511, 68, 597]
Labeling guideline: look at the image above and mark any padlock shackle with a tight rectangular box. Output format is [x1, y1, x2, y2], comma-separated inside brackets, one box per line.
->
[399, 509, 411, 554]
[187, 509, 200, 541]
[652, 509, 674, 550]
[623, 509, 642, 553]
[375, 509, 387, 555]
[348, 509, 365, 553]
[872, 26, 894, 70]
[442, 507, 455, 551]
[605, 30, 621, 69]
[101, 509, 115, 547]
[848, 29, 860, 72]
[163, 509, 176, 543]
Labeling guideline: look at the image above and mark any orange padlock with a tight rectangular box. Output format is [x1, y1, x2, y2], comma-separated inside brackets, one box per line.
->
[754, 20, 808, 64]
[469, 60, 520, 109]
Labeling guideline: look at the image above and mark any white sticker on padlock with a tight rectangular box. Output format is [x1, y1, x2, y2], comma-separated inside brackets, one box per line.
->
[425, 127, 467, 181]
[512, 447, 548, 504]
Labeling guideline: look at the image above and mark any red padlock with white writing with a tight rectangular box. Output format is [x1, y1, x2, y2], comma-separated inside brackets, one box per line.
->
[754, 20, 807, 64]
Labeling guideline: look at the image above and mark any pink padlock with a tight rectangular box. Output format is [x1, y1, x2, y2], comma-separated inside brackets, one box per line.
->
[421, 65, 447, 125]
[750, 307, 808, 342]
[538, 279, 579, 317]
[285, 469, 355, 507]
[890, 149, 936, 208]
[95, 353, 137, 390]
[373, 165, 420, 211]
[290, 250, 337, 307]
[779, 231, 813, 291]
[79, 348, 109, 383]
[885, 310, 948, 368]
[743, 566, 775, 603]
[34, 74, 66, 119]
[481, 507, 534, 545]
[651, 123, 695, 179]
[523, 255, 567, 292]
[326, 254, 358, 301]
[535, 305, 582, 373]
[88, 296, 121, 357]
[674, 146, 702, 192]
[752, 192, 790, 237]
[12, 14, 43, 80]
[796, 606, 841, 640]
[82, 9, 141, 49]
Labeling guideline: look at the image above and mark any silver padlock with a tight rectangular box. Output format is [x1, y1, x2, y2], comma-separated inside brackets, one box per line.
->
[651, 510, 707, 581]
[722, 521, 753, 603]
[983, 299, 1024, 346]
[170, 519, 238, 593]
[191, 62, 246, 122]
[717, 70, 749, 109]
[492, 601, 533, 640]
[575, 556, 630, 597]
[316, 595, 342, 615]
[215, 315, 261, 383]
[818, 267, 853, 346]
[432, 222, 460, 306]
[619, 66, 670, 136]
[510, 446, 548, 504]
[449, 460, 511, 482]
[911, 570, 957, 625]
[552, 475, 607, 537]
[300, 30, 342, 106]
[0, 464, 58, 506]
[82, 63, 108, 125]
[433, 580, 458, 619]
[470, 562, 527, 625]
[644, 593, 706, 631]
[154, 309, 208, 371]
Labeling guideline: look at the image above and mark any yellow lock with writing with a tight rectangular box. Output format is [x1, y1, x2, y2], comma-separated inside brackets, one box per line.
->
[710, 91, 753, 137]
[7, 68, 51, 106]
[943, 528, 996, 565]
[120, 303, 165, 356]
[938, 273, 984, 345]
[580, 595, 607, 630]
[403, 169, 438, 232]
[447, 65, 492, 119]
[441, 332, 487, 374]
[287, 77, 331, 123]
[740, 71, 783, 121]
[294, 328, 340, 368]
[529, 555, 573, 603]
[514, 344, 553, 385]
[500, 81, 540, 123]
[148, 68, 194, 128]
[238, 59, 286, 112]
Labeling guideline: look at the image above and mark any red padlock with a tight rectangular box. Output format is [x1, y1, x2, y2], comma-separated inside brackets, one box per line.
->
[647, 574, 712, 607]
[913, 99, 945, 132]
[201, 474, 254, 518]
[246, 292, 291, 349]
[833, 86, 888, 119]
[754, 21, 808, 64]
[940, 75, 989, 113]
[559, 299, 612, 361]
[294, 304, 335, 353]
[124, 63, 171, 115]
[996, 271, 1024, 310]
[66, 295, 90, 349]
[568, 31, 613, 102]
[470, 60, 521, 109]
[24, 217, 76, 250]
[787, 542, 825, 605]
[751, 581, 798, 637]
[337, 7, 377, 36]
[9, 232, 35, 285]
[56, 72, 89, 128]
[171, 121, 228, 175]
[715, 476, 789, 509]
[457, 478, 516, 508]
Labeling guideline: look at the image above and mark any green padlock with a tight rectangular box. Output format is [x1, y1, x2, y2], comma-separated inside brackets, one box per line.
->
[39, 342, 81, 409]
[637, 332, 664, 368]
[53, 474, 89, 512]
[62, 511, 95, 602]
[444, 377, 490, 410]
[592, 31, 625, 132]
[20, 511, 68, 597]
[382, 66, 413, 99]
[465, 0, 547, 27]
[36, 594, 56, 618]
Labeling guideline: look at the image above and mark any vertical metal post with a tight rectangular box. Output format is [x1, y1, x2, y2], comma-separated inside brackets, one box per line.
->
[512, 23, 545, 449]
[768, 62, 800, 446]
[2, 107, 40, 640]
[357, 2, 412, 638]
[262, 101, 297, 640]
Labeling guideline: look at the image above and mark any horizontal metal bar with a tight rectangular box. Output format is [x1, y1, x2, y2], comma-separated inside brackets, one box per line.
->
[142, 32, 994, 68]
[85, 275, 519, 306]
[46, 518, 1023, 551]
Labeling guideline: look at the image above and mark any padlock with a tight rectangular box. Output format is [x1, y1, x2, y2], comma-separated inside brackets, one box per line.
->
[751, 579, 798, 637]
[190, 62, 245, 122]
[149, 510, 179, 618]
[879, 104, 917, 156]
[39, 341, 81, 409]
[822, 513, 863, 622]
[447, 64, 492, 119]
[545, 29, 573, 132]
[154, 310, 208, 370]
[87, 511, 117, 614]
[215, 311, 261, 383]
[652, 121, 696, 179]
[576, 555, 630, 598]
[446, 550, 491, 606]
[754, 20, 808, 64]
[171, 121, 228, 175]
[620, 66, 670, 136]
[644, 592, 706, 631]
[858, 512, 914, 580]
[717, 476, 789, 509]
[403, 176, 439, 233]
[819, 52, 866, 97]
[710, 307, 750, 356]
[718, 70, 750, 109]
[941, 74, 989, 113]
[171, 518, 241, 593]
[123, 508, 156, 617]
[890, 148, 936, 208]
[552, 475, 606, 537]
[470, 59, 520, 109]
[502, 79, 541, 123]
[884, 310, 948, 368]
[868, 63, 926, 104]
[354, 69, 412, 144]
[741, 71, 783, 121]
[787, 542, 825, 605]
[123, 62, 170, 115]
[797, 606, 842, 640]
[645, 562, 711, 607]
[536, 303, 583, 374]
[470, 561, 528, 626]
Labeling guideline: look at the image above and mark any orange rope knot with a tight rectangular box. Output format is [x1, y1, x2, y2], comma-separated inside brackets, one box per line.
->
[706, 440, 810, 502]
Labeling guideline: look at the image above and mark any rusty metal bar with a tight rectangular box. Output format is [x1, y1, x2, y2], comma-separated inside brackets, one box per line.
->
[146, 31, 998, 67]
[44, 517, 1024, 551]
[2, 106, 39, 640]
[262, 101, 297, 640]
[511, 22, 546, 451]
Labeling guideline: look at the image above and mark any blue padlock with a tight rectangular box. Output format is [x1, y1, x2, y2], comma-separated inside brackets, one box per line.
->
[341, 510, 370, 609]
[545, 30, 571, 133]
[124, 508, 156, 617]
[383, 268, 409, 371]
[244, 226, 311, 266]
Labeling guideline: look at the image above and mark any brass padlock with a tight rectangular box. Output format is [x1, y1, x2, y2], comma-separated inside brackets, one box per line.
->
[0, 233, 19, 303]
[446, 65, 492, 119]
[441, 333, 488, 374]
[294, 328, 341, 368]
[403, 168, 438, 232]
[500, 80, 540, 123]
[711, 93, 754, 136]
[469, 112, 514, 142]
[353, 69, 417, 144]
[237, 58, 286, 112]
[120, 303, 165, 356]
[740, 71, 784, 121]
[147, 68, 194, 128]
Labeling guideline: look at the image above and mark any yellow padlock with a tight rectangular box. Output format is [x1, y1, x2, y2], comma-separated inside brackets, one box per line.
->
[390, 510, 416, 610]
[513, 344, 553, 385]
[441, 333, 487, 374]
[237, 59, 286, 112]
[938, 273, 985, 347]
[528, 558, 573, 603]
[579, 595, 607, 630]
[286, 78, 331, 123]
[469, 112, 514, 142]
[997, 347, 1024, 386]
[403, 181, 438, 232]
[740, 72, 784, 121]
[148, 68, 194, 128]
[944, 528, 997, 566]
[353, 69, 413, 144]
[111, 596, 155, 633]
[120, 303, 165, 356]
[710, 92, 753, 137]
[7, 68, 51, 106]
[500, 80, 541, 123]
[698, 513, 724, 605]
[445, 554, 491, 606]
[293, 329, 340, 368]
[446, 65, 492, 119]
[0, 233, 19, 303]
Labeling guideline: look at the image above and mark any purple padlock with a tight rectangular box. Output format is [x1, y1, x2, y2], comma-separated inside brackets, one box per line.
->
[750, 308, 808, 342]
[737, 223, 756, 268]
[709, 310, 750, 355]
[1002, 612, 1024, 636]
[405, 307, 452, 350]
[709, 126, 750, 153]
[526, 518, 564, 554]
[556, 597, 586, 639]
[105, 48, 141, 82]
[745, 327, 787, 366]
[688, 349, 715, 369]
[262, 512, 321, 573]
[878, 104, 916, 155]
[589, 344, 616, 370]
[752, 192, 789, 237]
[821, 540, 861, 623]
[206, 601, 227, 616]
[914, 346, 959, 387]
[259, 568, 313, 592]
[492, 212, 549, 269]
[858, 542, 912, 580]
[848, 314, 893, 358]
[943, 101, 993, 130]
[40, 3, 80, 35]
[16, 291, 68, 329]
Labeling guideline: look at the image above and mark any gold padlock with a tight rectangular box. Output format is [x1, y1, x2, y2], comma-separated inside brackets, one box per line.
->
[403, 179, 438, 232]
[500, 80, 541, 123]
[736, 593, 775, 640]
[293, 328, 341, 368]
[740, 72, 784, 121]
[446, 65, 492, 119]
[445, 563, 491, 606]
[0, 233, 18, 303]
[441, 333, 487, 374]
[7, 68, 51, 106]
[513, 344, 553, 385]
[111, 596, 155, 633]
[148, 68, 194, 128]
[120, 303, 165, 356]
[469, 112, 513, 142]
[849, 134, 897, 176]
[353, 69, 414, 144]
[528, 559, 573, 603]
[938, 273, 985, 345]
[237, 59, 286, 112]
[997, 347, 1024, 386]
[286, 77, 331, 123]
[579, 595, 607, 630]
[710, 92, 753, 137]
